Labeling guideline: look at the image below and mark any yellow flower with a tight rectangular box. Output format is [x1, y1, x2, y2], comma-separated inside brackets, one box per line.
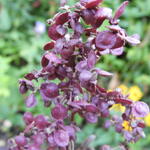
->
[144, 113, 150, 127]
[118, 84, 128, 95]
[107, 89, 112, 92]
[122, 121, 132, 131]
[110, 104, 126, 113]
[128, 86, 143, 101]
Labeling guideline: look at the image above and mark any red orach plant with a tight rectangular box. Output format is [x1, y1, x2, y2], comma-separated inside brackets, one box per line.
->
[9, 0, 149, 150]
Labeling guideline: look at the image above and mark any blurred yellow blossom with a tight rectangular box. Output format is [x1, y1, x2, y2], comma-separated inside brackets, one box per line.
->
[144, 113, 150, 127]
[128, 86, 143, 101]
[118, 84, 128, 95]
[110, 84, 143, 113]
[110, 104, 126, 113]
[122, 121, 132, 131]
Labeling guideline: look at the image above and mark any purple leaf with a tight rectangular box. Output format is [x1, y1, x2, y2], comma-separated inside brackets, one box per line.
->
[48, 24, 64, 40]
[106, 25, 122, 32]
[87, 50, 97, 69]
[54, 12, 69, 25]
[99, 48, 110, 55]
[40, 82, 59, 99]
[51, 104, 68, 120]
[125, 36, 140, 45]
[110, 47, 124, 56]
[95, 7, 112, 20]
[80, 0, 103, 9]
[95, 31, 117, 50]
[56, 25, 67, 36]
[84, 112, 98, 123]
[24, 73, 36, 81]
[54, 130, 69, 147]
[43, 41, 55, 50]
[79, 70, 93, 82]
[113, 1, 129, 21]
[81, 9, 96, 25]
[26, 93, 37, 108]
[41, 52, 62, 67]
[132, 101, 149, 118]
[75, 60, 88, 72]
[94, 68, 113, 77]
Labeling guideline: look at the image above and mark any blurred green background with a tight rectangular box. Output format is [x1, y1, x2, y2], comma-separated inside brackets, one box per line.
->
[0, 0, 150, 149]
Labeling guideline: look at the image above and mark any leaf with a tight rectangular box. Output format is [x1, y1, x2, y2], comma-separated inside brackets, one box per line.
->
[87, 50, 97, 69]
[25, 93, 37, 108]
[94, 68, 113, 77]
[110, 47, 124, 56]
[125, 36, 140, 45]
[113, 1, 129, 21]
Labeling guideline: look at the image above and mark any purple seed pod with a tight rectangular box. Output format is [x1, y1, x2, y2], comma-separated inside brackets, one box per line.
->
[63, 125, 76, 139]
[40, 82, 59, 99]
[19, 83, 28, 94]
[100, 145, 112, 150]
[48, 24, 65, 41]
[113, 1, 129, 23]
[15, 135, 27, 146]
[48, 134, 57, 147]
[28, 145, 40, 150]
[54, 129, 69, 147]
[25, 93, 37, 108]
[35, 115, 48, 129]
[87, 50, 97, 69]
[43, 41, 55, 51]
[132, 101, 149, 118]
[79, 70, 93, 82]
[23, 112, 34, 125]
[84, 112, 98, 123]
[51, 104, 68, 120]
[104, 120, 112, 129]
[32, 134, 44, 146]
[80, 0, 103, 9]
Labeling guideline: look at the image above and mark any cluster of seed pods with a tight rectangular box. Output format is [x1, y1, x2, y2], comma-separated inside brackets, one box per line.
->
[9, 0, 149, 150]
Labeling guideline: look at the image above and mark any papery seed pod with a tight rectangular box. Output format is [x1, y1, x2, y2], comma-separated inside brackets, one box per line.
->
[43, 41, 55, 50]
[132, 101, 149, 118]
[26, 93, 37, 108]
[24, 73, 36, 81]
[100, 145, 112, 150]
[79, 70, 92, 82]
[28, 145, 40, 150]
[23, 112, 34, 125]
[113, 1, 129, 22]
[87, 50, 97, 69]
[40, 82, 59, 99]
[54, 130, 69, 147]
[15, 135, 27, 146]
[35, 115, 48, 129]
[54, 12, 69, 25]
[80, 0, 103, 9]
[48, 24, 65, 40]
[84, 112, 98, 123]
[63, 125, 76, 139]
[19, 83, 28, 94]
[51, 104, 68, 120]
[95, 31, 117, 50]
[81, 9, 96, 25]
[104, 120, 112, 129]
[48, 134, 57, 147]
[75, 60, 88, 72]
[32, 134, 44, 146]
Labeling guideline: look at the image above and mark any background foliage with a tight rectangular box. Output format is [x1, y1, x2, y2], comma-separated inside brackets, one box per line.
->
[0, 0, 150, 149]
